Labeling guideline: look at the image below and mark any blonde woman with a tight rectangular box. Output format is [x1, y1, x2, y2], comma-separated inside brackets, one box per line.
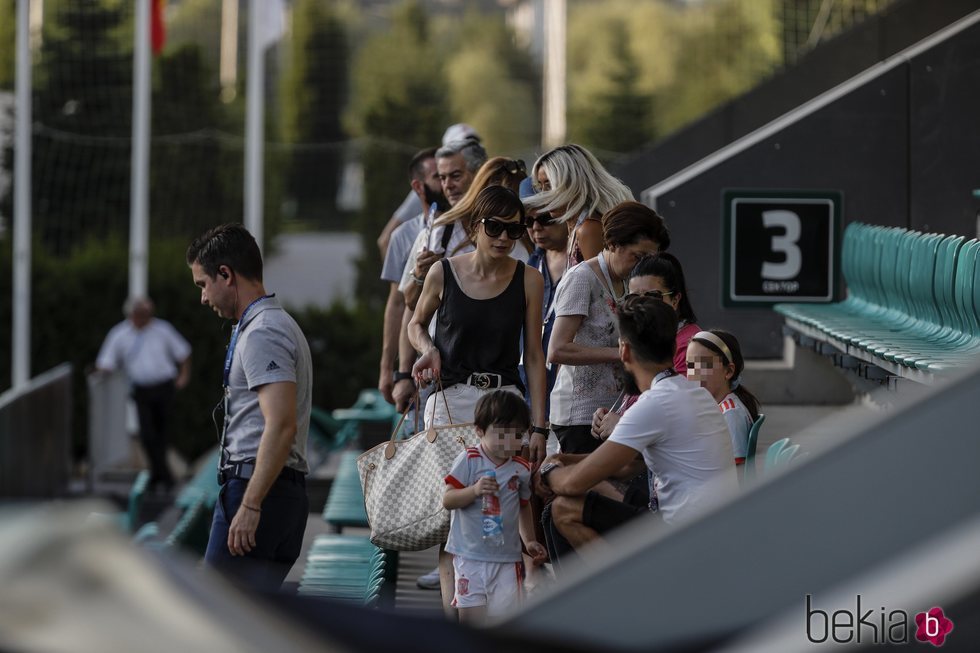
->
[523, 144, 634, 268]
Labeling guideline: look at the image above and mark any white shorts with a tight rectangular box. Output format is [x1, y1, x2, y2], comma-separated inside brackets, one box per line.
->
[451, 555, 525, 617]
[423, 383, 522, 429]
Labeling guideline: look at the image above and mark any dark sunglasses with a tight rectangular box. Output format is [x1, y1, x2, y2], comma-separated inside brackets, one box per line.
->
[503, 159, 527, 177]
[527, 212, 557, 227]
[617, 291, 675, 316]
[481, 218, 526, 240]
[626, 289, 675, 301]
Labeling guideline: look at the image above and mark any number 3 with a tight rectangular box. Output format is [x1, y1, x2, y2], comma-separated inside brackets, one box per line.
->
[762, 210, 802, 280]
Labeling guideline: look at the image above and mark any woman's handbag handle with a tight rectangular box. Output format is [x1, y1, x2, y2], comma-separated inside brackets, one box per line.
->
[383, 379, 455, 459]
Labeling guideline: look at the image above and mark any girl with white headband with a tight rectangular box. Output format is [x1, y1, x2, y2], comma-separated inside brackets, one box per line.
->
[686, 329, 762, 466]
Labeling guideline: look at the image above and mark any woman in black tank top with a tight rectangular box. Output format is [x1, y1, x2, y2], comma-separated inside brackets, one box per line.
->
[409, 186, 549, 463]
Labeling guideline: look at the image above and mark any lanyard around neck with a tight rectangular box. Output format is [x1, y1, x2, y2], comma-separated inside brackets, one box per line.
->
[222, 294, 274, 388]
[653, 368, 676, 386]
[597, 251, 626, 302]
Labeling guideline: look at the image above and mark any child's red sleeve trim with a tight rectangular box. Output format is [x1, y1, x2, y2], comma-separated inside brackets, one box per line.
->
[445, 475, 465, 489]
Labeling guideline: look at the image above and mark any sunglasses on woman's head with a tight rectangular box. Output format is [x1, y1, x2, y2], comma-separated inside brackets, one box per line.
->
[481, 218, 526, 240]
[503, 159, 527, 177]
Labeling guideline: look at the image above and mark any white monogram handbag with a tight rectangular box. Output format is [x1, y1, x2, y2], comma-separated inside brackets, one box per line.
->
[356, 388, 479, 551]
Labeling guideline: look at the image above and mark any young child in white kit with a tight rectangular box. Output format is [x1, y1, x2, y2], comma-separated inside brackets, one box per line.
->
[443, 390, 548, 623]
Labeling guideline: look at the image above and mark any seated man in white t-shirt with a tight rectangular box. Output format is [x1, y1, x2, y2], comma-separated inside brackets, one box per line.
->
[536, 295, 736, 555]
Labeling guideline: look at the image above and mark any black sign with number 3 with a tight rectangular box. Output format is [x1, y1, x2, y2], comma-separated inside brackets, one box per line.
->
[722, 190, 842, 306]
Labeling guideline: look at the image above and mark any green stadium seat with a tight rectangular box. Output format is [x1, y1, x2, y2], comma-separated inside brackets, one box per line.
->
[776, 223, 980, 381]
[322, 450, 369, 532]
[165, 495, 212, 556]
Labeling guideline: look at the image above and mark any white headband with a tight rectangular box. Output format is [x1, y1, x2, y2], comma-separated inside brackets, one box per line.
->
[691, 331, 734, 366]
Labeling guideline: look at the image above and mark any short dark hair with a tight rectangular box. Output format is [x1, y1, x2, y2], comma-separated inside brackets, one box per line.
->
[617, 295, 678, 365]
[630, 252, 697, 324]
[471, 185, 525, 225]
[473, 390, 531, 432]
[408, 147, 438, 183]
[602, 201, 671, 251]
[186, 223, 263, 282]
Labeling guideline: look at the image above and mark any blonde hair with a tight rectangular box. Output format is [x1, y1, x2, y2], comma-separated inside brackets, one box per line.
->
[523, 144, 634, 225]
[433, 156, 527, 231]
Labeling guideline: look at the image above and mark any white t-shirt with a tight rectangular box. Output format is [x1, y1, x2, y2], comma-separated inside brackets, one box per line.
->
[548, 262, 621, 426]
[720, 392, 753, 461]
[608, 374, 736, 523]
[445, 445, 532, 563]
[96, 318, 191, 386]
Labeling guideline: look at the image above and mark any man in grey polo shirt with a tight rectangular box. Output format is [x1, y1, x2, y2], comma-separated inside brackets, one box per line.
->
[187, 223, 312, 591]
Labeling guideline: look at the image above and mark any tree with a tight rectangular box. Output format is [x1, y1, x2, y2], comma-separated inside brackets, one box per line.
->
[166, 0, 224, 79]
[566, 0, 672, 154]
[347, 0, 449, 308]
[0, 0, 14, 90]
[280, 0, 349, 228]
[574, 19, 654, 159]
[440, 10, 540, 156]
[151, 43, 243, 240]
[659, 0, 780, 135]
[31, 0, 133, 254]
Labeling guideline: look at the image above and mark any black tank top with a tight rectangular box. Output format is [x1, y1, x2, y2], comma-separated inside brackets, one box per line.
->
[435, 259, 526, 391]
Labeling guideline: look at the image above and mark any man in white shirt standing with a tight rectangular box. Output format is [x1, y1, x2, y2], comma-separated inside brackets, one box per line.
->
[536, 295, 735, 555]
[96, 297, 191, 492]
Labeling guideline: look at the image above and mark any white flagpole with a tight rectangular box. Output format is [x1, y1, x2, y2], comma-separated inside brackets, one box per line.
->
[129, 0, 151, 300]
[542, 0, 566, 149]
[13, 0, 33, 388]
[244, 0, 264, 252]
[220, 0, 238, 103]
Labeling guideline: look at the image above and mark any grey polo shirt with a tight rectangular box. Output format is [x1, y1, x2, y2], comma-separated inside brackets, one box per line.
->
[224, 297, 311, 474]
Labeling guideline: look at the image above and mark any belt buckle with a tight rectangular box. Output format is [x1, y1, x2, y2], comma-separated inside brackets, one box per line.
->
[473, 373, 490, 389]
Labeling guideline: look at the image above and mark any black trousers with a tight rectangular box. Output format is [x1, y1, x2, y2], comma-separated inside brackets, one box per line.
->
[131, 379, 176, 488]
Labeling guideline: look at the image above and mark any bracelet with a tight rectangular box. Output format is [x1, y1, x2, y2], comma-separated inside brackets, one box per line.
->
[412, 273, 425, 286]
[392, 371, 413, 383]
[531, 426, 549, 438]
[241, 502, 261, 513]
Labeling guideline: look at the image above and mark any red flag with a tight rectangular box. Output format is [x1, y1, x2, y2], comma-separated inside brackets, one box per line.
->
[151, 0, 166, 55]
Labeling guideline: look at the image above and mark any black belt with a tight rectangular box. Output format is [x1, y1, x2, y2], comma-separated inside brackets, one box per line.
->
[465, 372, 503, 389]
[218, 460, 305, 485]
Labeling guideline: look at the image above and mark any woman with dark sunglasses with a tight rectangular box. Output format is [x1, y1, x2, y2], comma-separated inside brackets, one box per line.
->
[431, 156, 534, 259]
[409, 185, 549, 463]
[523, 144, 634, 269]
[518, 177, 569, 412]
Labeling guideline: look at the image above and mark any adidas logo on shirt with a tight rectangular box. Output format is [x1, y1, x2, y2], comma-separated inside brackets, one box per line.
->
[266, 360, 280, 372]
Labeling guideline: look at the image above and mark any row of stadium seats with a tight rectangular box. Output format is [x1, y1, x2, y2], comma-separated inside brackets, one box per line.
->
[299, 447, 397, 607]
[776, 222, 980, 382]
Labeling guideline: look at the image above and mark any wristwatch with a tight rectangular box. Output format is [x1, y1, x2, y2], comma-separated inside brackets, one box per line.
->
[392, 371, 413, 384]
[531, 426, 549, 439]
[539, 462, 560, 488]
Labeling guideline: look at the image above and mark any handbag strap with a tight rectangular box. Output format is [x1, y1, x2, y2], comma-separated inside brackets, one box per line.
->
[428, 379, 455, 425]
[383, 380, 456, 458]
[388, 390, 420, 441]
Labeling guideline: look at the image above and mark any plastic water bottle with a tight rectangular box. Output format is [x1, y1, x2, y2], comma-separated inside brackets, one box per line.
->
[481, 470, 504, 546]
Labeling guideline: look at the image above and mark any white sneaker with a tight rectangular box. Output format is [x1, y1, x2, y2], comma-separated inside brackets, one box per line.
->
[416, 567, 441, 590]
